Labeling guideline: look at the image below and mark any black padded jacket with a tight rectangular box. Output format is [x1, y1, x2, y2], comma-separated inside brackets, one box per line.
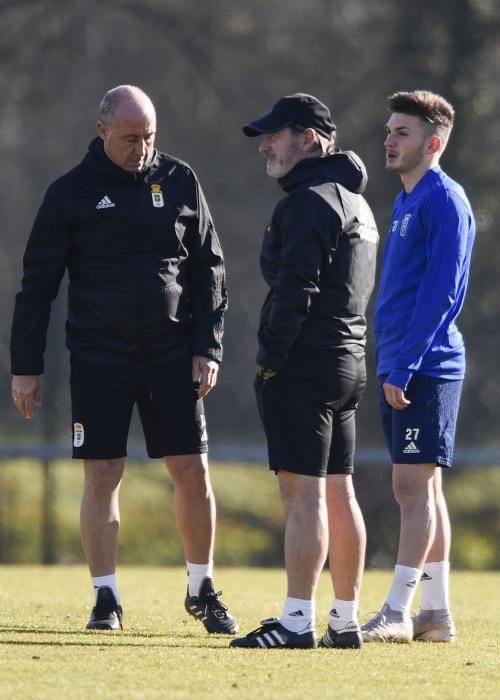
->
[10, 138, 227, 374]
[257, 150, 379, 371]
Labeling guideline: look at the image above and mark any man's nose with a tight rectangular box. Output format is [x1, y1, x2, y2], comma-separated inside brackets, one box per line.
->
[134, 140, 148, 158]
[259, 137, 271, 155]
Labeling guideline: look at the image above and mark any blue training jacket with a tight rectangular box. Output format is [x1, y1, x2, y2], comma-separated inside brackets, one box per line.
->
[374, 166, 475, 390]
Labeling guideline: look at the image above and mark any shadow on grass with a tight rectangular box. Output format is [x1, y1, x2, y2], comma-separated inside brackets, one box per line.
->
[0, 639, 230, 649]
[0, 626, 233, 648]
[0, 626, 184, 637]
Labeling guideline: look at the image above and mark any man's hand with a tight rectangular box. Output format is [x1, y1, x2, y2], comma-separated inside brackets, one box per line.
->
[383, 381, 411, 410]
[11, 375, 42, 419]
[192, 356, 219, 399]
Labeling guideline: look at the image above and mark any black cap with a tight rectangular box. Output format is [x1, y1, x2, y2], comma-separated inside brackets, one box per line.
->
[243, 93, 336, 139]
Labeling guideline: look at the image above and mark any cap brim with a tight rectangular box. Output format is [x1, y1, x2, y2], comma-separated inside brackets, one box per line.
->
[242, 114, 293, 137]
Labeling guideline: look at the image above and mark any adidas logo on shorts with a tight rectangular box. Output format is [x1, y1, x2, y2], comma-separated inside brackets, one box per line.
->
[403, 441, 420, 454]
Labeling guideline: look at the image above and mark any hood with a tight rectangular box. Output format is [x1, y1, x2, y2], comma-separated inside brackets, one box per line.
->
[278, 150, 368, 194]
[83, 137, 160, 181]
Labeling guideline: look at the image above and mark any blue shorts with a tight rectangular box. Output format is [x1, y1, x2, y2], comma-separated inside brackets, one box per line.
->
[379, 374, 463, 468]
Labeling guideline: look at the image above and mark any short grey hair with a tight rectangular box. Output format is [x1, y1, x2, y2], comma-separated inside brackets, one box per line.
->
[290, 124, 337, 156]
[99, 85, 154, 124]
[317, 132, 337, 156]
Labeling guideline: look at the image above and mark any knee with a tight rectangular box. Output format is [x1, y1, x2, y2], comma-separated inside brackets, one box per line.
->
[166, 454, 210, 489]
[83, 459, 124, 498]
[327, 475, 357, 507]
[392, 470, 430, 510]
[279, 473, 325, 514]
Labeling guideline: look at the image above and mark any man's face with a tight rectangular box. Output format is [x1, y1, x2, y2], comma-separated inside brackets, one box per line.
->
[258, 128, 305, 178]
[97, 103, 156, 172]
[384, 113, 430, 175]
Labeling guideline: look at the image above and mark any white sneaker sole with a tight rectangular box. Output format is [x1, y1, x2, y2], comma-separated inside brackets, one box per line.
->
[414, 627, 456, 643]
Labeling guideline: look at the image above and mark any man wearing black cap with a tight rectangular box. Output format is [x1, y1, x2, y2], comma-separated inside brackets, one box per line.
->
[230, 93, 378, 650]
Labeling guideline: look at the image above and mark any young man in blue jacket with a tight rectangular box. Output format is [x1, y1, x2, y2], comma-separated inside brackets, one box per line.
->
[231, 94, 378, 649]
[362, 91, 475, 643]
[10, 85, 237, 635]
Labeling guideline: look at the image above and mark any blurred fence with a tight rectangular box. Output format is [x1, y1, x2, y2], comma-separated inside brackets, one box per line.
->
[1, 445, 499, 570]
[2, 443, 500, 466]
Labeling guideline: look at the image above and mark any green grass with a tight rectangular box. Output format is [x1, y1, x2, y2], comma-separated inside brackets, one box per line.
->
[0, 567, 499, 699]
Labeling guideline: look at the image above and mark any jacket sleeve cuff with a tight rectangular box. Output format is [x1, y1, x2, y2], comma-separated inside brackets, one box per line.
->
[10, 363, 44, 376]
[385, 368, 413, 391]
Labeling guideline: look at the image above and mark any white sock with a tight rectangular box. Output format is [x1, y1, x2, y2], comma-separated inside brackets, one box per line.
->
[92, 574, 120, 604]
[420, 561, 450, 610]
[386, 564, 421, 613]
[187, 561, 213, 597]
[328, 598, 359, 632]
[280, 597, 315, 633]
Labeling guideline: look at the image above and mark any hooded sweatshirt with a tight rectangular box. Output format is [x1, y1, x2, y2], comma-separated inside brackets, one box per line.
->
[257, 150, 379, 372]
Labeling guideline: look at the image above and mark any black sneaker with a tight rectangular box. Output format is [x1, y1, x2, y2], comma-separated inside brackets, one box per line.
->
[184, 577, 238, 634]
[319, 623, 363, 649]
[230, 618, 317, 649]
[86, 586, 123, 631]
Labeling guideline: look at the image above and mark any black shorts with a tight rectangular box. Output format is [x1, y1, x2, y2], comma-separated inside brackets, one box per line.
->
[70, 357, 208, 459]
[254, 347, 367, 477]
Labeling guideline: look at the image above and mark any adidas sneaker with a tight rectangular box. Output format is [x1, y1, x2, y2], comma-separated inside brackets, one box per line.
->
[319, 622, 363, 649]
[361, 603, 412, 643]
[230, 618, 317, 649]
[86, 586, 123, 631]
[184, 576, 238, 634]
[412, 609, 456, 642]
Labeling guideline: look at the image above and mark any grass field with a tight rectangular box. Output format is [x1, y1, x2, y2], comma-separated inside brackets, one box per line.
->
[0, 567, 499, 699]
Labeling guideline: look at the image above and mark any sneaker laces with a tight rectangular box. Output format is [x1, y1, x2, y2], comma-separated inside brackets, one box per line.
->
[244, 618, 279, 637]
[362, 610, 382, 624]
[200, 589, 229, 615]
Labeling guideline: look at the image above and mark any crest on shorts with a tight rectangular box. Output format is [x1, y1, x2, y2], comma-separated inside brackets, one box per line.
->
[73, 422, 85, 448]
[151, 183, 165, 208]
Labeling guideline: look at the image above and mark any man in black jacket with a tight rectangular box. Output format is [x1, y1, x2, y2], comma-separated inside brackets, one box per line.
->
[231, 94, 378, 650]
[10, 85, 237, 635]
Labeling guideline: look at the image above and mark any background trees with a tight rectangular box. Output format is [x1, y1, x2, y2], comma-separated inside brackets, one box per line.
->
[1, 0, 498, 450]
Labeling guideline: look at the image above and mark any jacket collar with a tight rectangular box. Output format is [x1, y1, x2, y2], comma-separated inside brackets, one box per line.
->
[83, 137, 160, 181]
[278, 150, 368, 195]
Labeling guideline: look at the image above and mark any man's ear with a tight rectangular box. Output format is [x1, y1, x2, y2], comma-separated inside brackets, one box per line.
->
[96, 120, 107, 139]
[302, 128, 317, 151]
[428, 134, 442, 155]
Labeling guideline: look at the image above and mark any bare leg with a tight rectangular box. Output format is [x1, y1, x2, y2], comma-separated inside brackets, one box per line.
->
[416, 468, 452, 614]
[393, 463, 437, 568]
[165, 453, 215, 563]
[80, 458, 125, 576]
[278, 470, 329, 600]
[326, 474, 366, 600]
[425, 468, 451, 562]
